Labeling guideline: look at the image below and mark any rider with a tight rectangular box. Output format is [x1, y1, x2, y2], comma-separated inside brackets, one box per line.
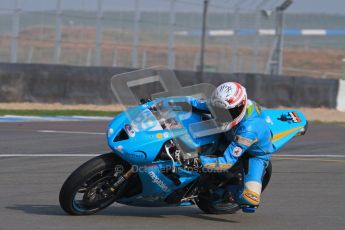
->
[191, 82, 275, 213]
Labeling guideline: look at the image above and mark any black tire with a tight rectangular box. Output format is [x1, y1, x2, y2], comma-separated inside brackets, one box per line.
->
[196, 161, 272, 214]
[59, 153, 128, 215]
[262, 161, 272, 192]
[196, 196, 241, 214]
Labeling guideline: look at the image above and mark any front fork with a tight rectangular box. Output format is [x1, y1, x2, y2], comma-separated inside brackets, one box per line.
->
[109, 166, 135, 193]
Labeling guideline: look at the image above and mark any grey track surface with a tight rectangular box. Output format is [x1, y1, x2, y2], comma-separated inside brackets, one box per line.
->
[0, 121, 344, 230]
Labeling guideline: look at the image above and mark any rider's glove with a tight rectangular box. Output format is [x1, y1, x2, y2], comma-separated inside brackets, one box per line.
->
[199, 155, 233, 173]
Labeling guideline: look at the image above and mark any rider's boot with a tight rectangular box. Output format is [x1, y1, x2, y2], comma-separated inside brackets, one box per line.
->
[224, 185, 258, 213]
[235, 182, 262, 213]
[237, 188, 261, 213]
[241, 205, 258, 213]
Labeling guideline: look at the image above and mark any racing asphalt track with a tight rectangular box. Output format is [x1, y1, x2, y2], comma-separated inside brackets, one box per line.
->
[0, 121, 344, 230]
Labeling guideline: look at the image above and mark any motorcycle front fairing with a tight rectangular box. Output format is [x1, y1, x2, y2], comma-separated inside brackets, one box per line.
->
[106, 98, 217, 207]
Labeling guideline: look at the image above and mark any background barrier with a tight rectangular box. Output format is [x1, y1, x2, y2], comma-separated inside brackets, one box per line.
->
[0, 63, 340, 109]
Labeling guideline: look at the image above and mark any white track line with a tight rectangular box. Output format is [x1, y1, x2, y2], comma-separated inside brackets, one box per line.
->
[0, 154, 100, 157]
[274, 154, 345, 158]
[0, 115, 113, 121]
[0, 154, 344, 158]
[38, 130, 104, 135]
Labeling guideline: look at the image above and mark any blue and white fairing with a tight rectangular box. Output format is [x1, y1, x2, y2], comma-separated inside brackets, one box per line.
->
[106, 98, 218, 206]
[107, 99, 217, 164]
[105, 97, 308, 207]
[107, 102, 168, 164]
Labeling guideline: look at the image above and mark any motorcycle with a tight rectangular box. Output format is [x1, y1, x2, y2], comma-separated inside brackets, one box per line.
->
[59, 96, 307, 215]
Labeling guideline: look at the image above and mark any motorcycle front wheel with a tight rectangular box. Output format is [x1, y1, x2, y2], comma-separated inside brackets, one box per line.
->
[59, 153, 128, 215]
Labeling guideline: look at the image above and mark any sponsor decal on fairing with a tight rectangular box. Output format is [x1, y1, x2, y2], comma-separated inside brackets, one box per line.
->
[232, 146, 243, 157]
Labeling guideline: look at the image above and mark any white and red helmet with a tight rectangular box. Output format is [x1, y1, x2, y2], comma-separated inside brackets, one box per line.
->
[211, 82, 247, 130]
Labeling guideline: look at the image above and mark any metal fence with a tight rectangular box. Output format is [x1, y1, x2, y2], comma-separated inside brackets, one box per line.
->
[0, 0, 344, 78]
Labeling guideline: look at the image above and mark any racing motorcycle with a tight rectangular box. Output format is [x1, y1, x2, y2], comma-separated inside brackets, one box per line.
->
[59, 97, 307, 215]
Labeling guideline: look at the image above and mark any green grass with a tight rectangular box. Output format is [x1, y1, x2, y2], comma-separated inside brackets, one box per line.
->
[0, 109, 121, 117]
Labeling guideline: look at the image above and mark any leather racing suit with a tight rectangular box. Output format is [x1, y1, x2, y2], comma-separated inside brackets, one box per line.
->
[189, 97, 275, 210]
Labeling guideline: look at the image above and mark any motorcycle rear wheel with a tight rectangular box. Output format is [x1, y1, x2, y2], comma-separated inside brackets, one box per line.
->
[59, 153, 128, 215]
[196, 161, 272, 214]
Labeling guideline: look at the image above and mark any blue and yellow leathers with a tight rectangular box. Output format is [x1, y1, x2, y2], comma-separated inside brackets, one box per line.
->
[192, 99, 275, 211]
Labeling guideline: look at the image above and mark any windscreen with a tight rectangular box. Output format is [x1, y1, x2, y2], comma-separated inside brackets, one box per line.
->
[129, 108, 163, 132]
[110, 67, 233, 155]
